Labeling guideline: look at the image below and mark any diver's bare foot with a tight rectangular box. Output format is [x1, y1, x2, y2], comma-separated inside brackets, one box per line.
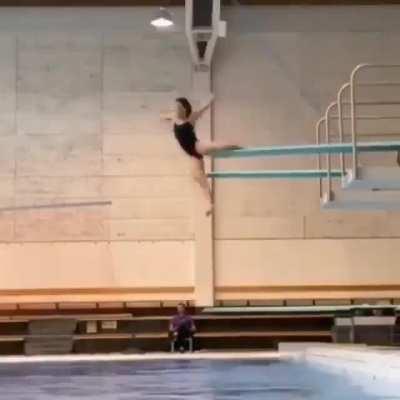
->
[206, 204, 214, 217]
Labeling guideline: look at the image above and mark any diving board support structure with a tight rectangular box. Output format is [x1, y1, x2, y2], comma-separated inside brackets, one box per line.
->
[192, 65, 215, 307]
[186, 0, 220, 306]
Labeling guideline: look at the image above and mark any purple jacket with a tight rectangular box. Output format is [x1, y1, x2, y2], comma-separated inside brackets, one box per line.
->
[170, 314, 195, 332]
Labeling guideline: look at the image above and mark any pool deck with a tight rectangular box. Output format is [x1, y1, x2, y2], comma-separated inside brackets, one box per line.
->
[280, 343, 400, 397]
[0, 345, 399, 396]
[0, 344, 399, 368]
[0, 351, 287, 364]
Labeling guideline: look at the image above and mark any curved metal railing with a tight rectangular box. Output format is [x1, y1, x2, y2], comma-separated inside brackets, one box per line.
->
[318, 63, 400, 204]
[350, 64, 400, 179]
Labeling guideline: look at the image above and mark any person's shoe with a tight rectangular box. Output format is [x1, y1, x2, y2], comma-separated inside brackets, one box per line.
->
[179, 346, 185, 353]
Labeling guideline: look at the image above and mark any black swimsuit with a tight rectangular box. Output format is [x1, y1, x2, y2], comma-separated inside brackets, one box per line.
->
[173, 121, 203, 160]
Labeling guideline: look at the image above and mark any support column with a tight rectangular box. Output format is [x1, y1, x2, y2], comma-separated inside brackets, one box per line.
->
[192, 67, 214, 307]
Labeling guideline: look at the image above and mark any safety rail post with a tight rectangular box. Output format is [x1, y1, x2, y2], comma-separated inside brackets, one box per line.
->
[337, 83, 350, 176]
[325, 102, 338, 200]
[315, 118, 326, 199]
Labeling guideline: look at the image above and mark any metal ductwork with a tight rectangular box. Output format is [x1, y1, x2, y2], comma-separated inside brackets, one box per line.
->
[185, 0, 224, 67]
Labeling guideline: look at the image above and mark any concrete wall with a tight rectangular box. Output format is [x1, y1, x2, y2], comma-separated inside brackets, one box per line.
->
[0, 8, 196, 299]
[213, 5, 400, 302]
[1, 6, 400, 304]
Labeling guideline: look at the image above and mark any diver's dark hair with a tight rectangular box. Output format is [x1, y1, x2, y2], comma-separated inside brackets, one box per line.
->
[176, 97, 192, 118]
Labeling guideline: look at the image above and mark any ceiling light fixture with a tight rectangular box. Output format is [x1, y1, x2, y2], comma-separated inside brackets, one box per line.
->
[151, 7, 174, 28]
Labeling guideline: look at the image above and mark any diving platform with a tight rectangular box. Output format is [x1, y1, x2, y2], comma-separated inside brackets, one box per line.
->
[321, 190, 400, 211]
[342, 167, 400, 191]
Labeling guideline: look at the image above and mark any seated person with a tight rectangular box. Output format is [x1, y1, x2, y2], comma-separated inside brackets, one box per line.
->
[169, 303, 196, 352]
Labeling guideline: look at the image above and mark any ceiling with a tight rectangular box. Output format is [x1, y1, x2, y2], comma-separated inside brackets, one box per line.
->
[1, 0, 400, 5]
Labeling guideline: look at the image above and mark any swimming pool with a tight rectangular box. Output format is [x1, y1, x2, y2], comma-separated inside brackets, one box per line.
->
[0, 358, 385, 399]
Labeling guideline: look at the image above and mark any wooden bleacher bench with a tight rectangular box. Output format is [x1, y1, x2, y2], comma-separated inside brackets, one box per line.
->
[131, 330, 331, 340]
[74, 333, 133, 340]
[0, 335, 25, 343]
[134, 333, 169, 339]
[196, 330, 331, 338]
[0, 300, 195, 313]
[0, 314, 133, 323]
[0, 307, 335, 353]
[125, 313, 334, 321]
[0, 330, 332, 342]
[195, 314, 335, 320]
[0, 332, 134, 343]
[0, 333, 133, 344]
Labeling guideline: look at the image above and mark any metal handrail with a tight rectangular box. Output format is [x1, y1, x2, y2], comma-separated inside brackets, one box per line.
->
[329, 116, 400, 120]
[315, 117, 325, 199]
[325, 102, 338, 199]
[316, 106, 341, 202]
[356, 81, 400, 86]
[342, 100, 400, 105]
[350, 63, 400, 179]
[337, 83, 350, 175]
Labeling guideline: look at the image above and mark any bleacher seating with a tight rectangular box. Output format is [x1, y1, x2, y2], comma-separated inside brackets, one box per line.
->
[0, 300, 335, 354]
[0, 300, 398, 355]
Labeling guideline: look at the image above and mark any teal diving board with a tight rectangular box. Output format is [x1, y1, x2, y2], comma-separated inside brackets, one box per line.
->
[208, 170, 344, 179]
[214, 141, 400, 159]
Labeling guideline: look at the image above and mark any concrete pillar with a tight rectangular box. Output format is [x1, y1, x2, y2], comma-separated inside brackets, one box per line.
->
[192, 67, 214, 307]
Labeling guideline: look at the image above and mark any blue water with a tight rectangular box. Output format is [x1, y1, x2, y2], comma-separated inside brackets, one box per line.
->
[0, 359, 382, 399]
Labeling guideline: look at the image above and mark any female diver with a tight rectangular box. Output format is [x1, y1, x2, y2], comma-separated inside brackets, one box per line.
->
[162, 96, 241, 216]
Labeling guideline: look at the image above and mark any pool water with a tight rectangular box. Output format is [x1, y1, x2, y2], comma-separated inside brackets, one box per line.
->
[0, 359, 385, 399]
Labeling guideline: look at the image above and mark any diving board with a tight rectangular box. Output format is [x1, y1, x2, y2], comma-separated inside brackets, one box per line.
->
[208, 170, 344, 179]
[214, 141, 400, 159]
